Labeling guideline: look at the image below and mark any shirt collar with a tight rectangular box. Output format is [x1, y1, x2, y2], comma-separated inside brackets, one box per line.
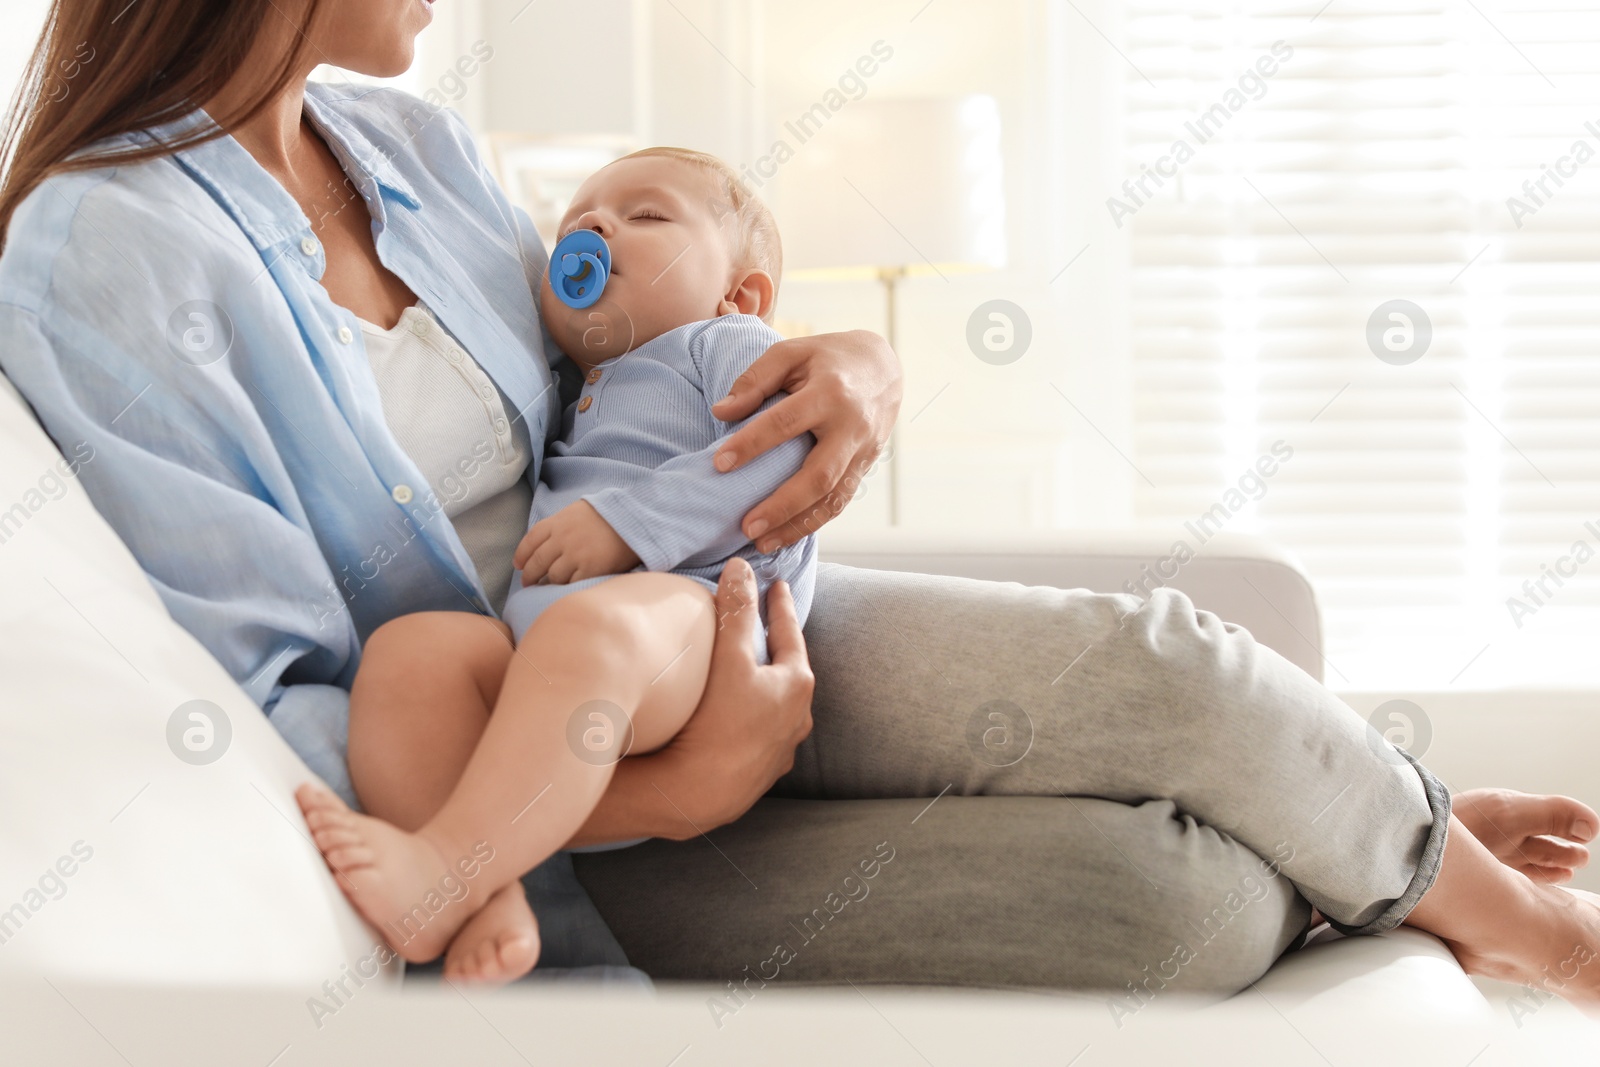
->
[302, 84, 422, 211]
[139, 85, 421, 254]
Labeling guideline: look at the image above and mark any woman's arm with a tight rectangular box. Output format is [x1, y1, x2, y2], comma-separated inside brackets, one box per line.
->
[565, 558, 814, 846]
[709, 330, 903, 553]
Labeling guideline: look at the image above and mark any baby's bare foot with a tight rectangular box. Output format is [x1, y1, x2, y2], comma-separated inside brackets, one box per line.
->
[443, 883, 541, 986]
[295, 783, 484, 964]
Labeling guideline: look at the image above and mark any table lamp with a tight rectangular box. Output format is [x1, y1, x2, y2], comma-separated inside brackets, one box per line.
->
[776, 94, 1007, 525]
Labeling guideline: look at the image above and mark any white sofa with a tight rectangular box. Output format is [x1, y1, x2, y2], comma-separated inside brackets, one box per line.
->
[4, 370, 1583, 1061]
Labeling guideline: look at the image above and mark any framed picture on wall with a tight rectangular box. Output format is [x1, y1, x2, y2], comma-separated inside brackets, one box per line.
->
[487, 133, 639, 252]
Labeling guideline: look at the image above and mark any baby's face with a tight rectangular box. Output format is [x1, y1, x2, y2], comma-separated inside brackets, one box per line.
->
[541, 156, 743, 369]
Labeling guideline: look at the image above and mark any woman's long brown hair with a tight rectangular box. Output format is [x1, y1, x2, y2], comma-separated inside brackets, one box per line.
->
[0, 0, 324, 248]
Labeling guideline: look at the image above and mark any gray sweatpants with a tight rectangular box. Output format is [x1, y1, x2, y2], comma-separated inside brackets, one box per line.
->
[572, 564, 1452, 993]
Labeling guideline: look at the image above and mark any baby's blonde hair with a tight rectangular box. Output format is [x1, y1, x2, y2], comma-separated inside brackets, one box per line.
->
[617, 147, 783, 304]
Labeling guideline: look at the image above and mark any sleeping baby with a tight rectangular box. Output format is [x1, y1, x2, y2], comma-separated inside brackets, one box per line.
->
[296, 147, 816, 984]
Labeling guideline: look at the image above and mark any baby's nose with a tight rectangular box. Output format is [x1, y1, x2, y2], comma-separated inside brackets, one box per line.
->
[571, 210, 610, 237]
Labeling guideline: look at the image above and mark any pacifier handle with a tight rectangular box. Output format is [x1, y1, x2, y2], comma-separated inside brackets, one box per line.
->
[552, 231, 612, 310]
[562, 252, 602, 284]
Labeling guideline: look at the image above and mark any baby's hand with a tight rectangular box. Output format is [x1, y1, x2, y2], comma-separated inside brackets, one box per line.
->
[515, 501, 641, 586]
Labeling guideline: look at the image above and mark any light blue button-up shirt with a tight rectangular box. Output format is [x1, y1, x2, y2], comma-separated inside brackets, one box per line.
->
[0, 83, 566, 802]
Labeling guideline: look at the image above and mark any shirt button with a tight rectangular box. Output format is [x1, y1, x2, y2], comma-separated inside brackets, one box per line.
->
[337, 326, 354, 344]
[577, 396, 593, 413]
[300, 236, 318, 256]
[586, 369, 603, 385]
[391, 484, 414, 505]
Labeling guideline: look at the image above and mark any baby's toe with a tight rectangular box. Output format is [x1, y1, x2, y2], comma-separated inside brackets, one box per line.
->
[449, 942, 491, 982]
[494, 935, 534, 978]
[323, 844, 375, 872]
[302, 805, 356, 833]
[295, 782, 346, 813]
[310, 825, 362, 851]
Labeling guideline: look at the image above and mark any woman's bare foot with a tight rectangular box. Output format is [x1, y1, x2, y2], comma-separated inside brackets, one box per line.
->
[1403, 812, 1600, 1017]
[443, 883, 541, 985]
[1454, 788, 1597, 883]
[296, 783, 488, 963]
[1444, 883, 1600, 1016]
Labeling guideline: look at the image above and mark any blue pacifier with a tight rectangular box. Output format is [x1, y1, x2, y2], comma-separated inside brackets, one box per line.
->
[552, 230, 612, 309]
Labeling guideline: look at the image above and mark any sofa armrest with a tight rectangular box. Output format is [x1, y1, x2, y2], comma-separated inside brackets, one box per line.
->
[818, 530, 1325, 683]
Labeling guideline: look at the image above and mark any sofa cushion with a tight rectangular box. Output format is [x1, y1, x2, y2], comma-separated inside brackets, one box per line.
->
[0, 375, 389, 986]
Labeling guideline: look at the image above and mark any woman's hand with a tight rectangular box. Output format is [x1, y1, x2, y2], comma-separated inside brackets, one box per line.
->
[654, 558, 815, 833]
[564, 558, 814, 847]
[711, 330, 903, 553]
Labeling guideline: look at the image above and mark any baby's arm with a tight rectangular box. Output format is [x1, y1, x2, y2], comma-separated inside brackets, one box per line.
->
[516, 317, 810, 586]
[513, 499, 639, 585]
[581, 317, 812, 573]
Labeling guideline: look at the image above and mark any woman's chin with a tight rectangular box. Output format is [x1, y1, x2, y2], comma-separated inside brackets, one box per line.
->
[329, 40, 419, 81]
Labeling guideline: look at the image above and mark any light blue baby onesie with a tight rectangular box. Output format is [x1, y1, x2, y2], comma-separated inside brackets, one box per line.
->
[502, 314, 817, 662]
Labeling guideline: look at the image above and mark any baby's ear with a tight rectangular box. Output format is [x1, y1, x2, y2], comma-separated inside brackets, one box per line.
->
[721, 269, 776, 320]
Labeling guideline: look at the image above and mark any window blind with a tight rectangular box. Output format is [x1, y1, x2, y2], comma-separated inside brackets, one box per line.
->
[1121, 0, 1600, 687]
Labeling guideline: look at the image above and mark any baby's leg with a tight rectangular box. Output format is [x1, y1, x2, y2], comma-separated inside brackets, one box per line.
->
[441, 576, 717, 980]
[344, 612, 541, 983]
[344, 614, 544, 979]
[348, 612, 516, 831]
[296, 574, 715, 971]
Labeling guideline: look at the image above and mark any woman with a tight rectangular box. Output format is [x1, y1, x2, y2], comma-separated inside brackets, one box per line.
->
[2, 0, 1598, 1005]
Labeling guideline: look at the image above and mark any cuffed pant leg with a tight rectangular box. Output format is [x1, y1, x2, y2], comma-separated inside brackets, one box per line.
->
[786, 565, 1449, 934]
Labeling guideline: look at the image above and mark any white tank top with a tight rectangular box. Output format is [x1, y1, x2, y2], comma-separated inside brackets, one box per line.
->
[357, 304, 534, 614]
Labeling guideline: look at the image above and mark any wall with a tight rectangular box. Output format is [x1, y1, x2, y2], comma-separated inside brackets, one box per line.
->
[0, 0, 51, 109]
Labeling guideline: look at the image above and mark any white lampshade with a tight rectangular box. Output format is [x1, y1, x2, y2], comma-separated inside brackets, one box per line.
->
[772, 95, 1007, 279]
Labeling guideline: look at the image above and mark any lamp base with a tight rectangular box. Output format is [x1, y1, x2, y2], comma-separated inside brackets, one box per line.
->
[878, 267, 908, 527]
